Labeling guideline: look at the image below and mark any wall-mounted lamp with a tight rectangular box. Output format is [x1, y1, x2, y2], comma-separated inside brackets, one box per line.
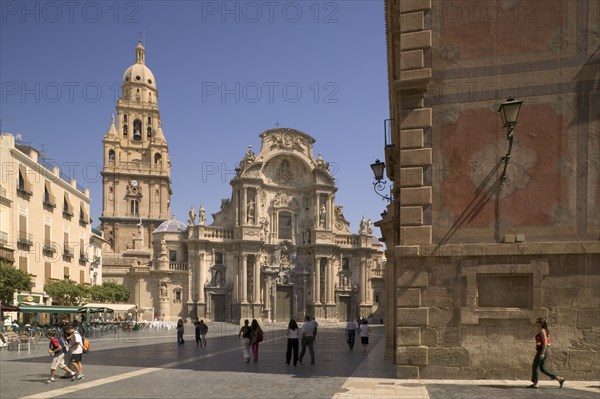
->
[370, 159, 394, 202]
[497, 97, 523, 183]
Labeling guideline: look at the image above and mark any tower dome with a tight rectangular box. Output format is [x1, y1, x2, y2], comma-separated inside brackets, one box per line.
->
[122, 41, 157, 91]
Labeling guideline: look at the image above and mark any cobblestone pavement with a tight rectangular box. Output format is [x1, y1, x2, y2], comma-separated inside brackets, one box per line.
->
[1, 323, 598, 399]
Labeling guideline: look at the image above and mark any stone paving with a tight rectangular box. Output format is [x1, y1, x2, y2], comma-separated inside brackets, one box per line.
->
[0, 323, 598, 399]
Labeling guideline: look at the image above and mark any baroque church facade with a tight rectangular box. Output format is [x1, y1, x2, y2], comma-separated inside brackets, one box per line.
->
[100, 43, 385, 323]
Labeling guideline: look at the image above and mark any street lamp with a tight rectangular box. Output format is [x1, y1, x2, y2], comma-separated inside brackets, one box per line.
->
[497, 97, 523, 183]
[370, 159, 394, 201]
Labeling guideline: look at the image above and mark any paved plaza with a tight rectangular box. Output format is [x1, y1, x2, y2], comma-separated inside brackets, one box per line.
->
[1, 324, 598, 399]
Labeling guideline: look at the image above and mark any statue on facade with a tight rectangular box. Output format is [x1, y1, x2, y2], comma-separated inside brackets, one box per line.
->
[319, 204, 326, 228]
[160, 283, 168, 297]
[247, 200, 255, 223]
[359, 215, 367, 234]
[188, 206, 196, 225]
[160, 237, 168, 259]
[215, 271, 223, 288]
[367, 219, 373, 235]
[199, 205, 206, 225]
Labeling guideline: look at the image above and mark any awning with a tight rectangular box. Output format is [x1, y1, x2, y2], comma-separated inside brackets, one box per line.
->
[82, 303, 137, 312]
[18, 304, 86, 314]
[0, 302, 20, 312]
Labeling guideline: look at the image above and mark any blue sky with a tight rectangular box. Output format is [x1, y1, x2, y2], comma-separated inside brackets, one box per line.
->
[1, 1, 389, 232]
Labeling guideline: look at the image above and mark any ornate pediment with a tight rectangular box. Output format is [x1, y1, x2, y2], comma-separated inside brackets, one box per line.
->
[271, 192, 300, 209]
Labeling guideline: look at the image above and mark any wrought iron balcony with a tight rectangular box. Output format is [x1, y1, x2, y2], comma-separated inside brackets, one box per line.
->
[17, 232, 33, 247]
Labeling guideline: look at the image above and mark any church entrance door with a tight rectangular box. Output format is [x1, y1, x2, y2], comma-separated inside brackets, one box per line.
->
[338, 296, 352, 322]
[275, 286, 293, 321]
[212, 294, 226, 322]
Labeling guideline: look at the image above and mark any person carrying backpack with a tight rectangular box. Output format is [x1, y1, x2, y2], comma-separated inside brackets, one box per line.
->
[66, 325, 85, 380]
[46, 330, 76, 383]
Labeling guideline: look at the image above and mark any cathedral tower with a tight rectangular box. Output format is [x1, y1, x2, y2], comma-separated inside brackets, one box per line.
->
[100, 41, 171, 252]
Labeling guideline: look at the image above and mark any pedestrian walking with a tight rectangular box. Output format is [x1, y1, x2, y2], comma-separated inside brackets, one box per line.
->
[238, 319, 253, 363]
[285, 319, 300, 366]
[298, 315, 315, 364]
[358, 319, 370, 351]
[194, 318, 202, 346]
[176, 318, 185, 346]
[66, 325, 85, 380]
[250, 319, 264, 361]
[311, 317, 319, 342]
[345, 318, 358, 350]
[199, 320, 208, 347]
[528, 318, 565, 389]
[46, 330, 76, 383]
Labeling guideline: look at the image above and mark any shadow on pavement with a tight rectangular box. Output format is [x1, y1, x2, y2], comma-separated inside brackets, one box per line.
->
[426, 384, 599, 399]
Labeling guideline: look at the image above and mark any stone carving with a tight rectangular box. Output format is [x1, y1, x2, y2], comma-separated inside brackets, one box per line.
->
[367, 219, 373, 235]
[160, 237, 168, 260]
[276, 159, 295, 184]
[359, 215, 367, 234]
[268, 130, 307, 153]
[198, 205, 206, 225]
[188, 206, 196, 225]
[319, 204, 327, 227]
[215, 271, 223, 288]
[272, 192, 299, 209]
[160, 283, 168, 297]
[247, 200, 255, 223]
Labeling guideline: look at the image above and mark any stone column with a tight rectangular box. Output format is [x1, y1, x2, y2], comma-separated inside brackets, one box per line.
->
[253, 255, 261, 304]
[199, 252, 205, 304]
[315, 257, 321, 304]
[360, 259, 367, 305]
[241, 254, 248, 303]
[242, 188, 247, 226]
[327, 258, 334, 304]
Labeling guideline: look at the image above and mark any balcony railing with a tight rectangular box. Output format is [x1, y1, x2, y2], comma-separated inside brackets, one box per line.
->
[79, 218, 89, 226]
[63, 247, 73, 260]
[17, 232, 33, 247]
[17, 184, 33, 198]
[63, 209, 74, 218]
[43, 200, 56, 211]
[43, 241, 57, 254]
[79, 254, 88, 264]
[169, 262, 188, 271]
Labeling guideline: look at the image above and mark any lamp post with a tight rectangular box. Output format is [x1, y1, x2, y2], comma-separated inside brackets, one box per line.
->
[370, 158, 399, 364]
[497, 97, 523, 183]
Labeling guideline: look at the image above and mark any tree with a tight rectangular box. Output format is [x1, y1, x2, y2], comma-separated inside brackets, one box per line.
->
[0, 261, 33, 304]
[88, 281, 130, 303]
[44, 280, 87, 306]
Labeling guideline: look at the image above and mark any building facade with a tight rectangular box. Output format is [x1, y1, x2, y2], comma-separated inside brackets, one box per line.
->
[381, 0, 599, 379]
[0, 133, 92, 303]
[101, 43, 385, 323]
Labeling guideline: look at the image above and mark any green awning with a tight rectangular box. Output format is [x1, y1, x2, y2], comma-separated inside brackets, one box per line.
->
[18, 304, 86, 314]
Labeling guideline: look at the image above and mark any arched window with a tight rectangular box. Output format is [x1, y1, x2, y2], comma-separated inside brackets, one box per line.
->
[123, 114, 128, 122]
[147, 116, 152, 124]
[133, 119, 142, 141]
[108, 149, 115, 162]
[154, 153, 162, 168]
[342, 257, 350, 270]
[147, 126, 152, 137]
[278, 211, 292, 239]
[130, 199, 139, 215]
[123, 124, 128, 136]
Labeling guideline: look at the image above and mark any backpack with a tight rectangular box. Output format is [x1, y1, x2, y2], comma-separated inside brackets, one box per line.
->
[81, 337, 90, 353]
[257, 328, 264, 343]
[58, 337, 69, 353]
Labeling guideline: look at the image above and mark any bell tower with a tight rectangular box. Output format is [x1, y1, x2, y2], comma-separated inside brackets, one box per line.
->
[100, 41, 171, 252]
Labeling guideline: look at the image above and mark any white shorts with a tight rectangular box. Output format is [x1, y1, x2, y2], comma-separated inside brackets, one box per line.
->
[50, 353, 66, 370]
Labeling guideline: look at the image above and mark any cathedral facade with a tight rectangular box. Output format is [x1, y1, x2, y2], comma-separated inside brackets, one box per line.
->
[101, 43, 385, 323]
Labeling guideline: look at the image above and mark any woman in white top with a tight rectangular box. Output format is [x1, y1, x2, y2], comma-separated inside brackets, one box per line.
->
[359, 319, 370, 350]
[285, 319, 300, 366]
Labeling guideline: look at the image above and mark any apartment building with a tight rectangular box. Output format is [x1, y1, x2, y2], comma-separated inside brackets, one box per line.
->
[0, 133, 92, 304]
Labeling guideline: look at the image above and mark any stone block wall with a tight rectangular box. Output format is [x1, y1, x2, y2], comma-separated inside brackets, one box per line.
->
[394, 248, 600, 379]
